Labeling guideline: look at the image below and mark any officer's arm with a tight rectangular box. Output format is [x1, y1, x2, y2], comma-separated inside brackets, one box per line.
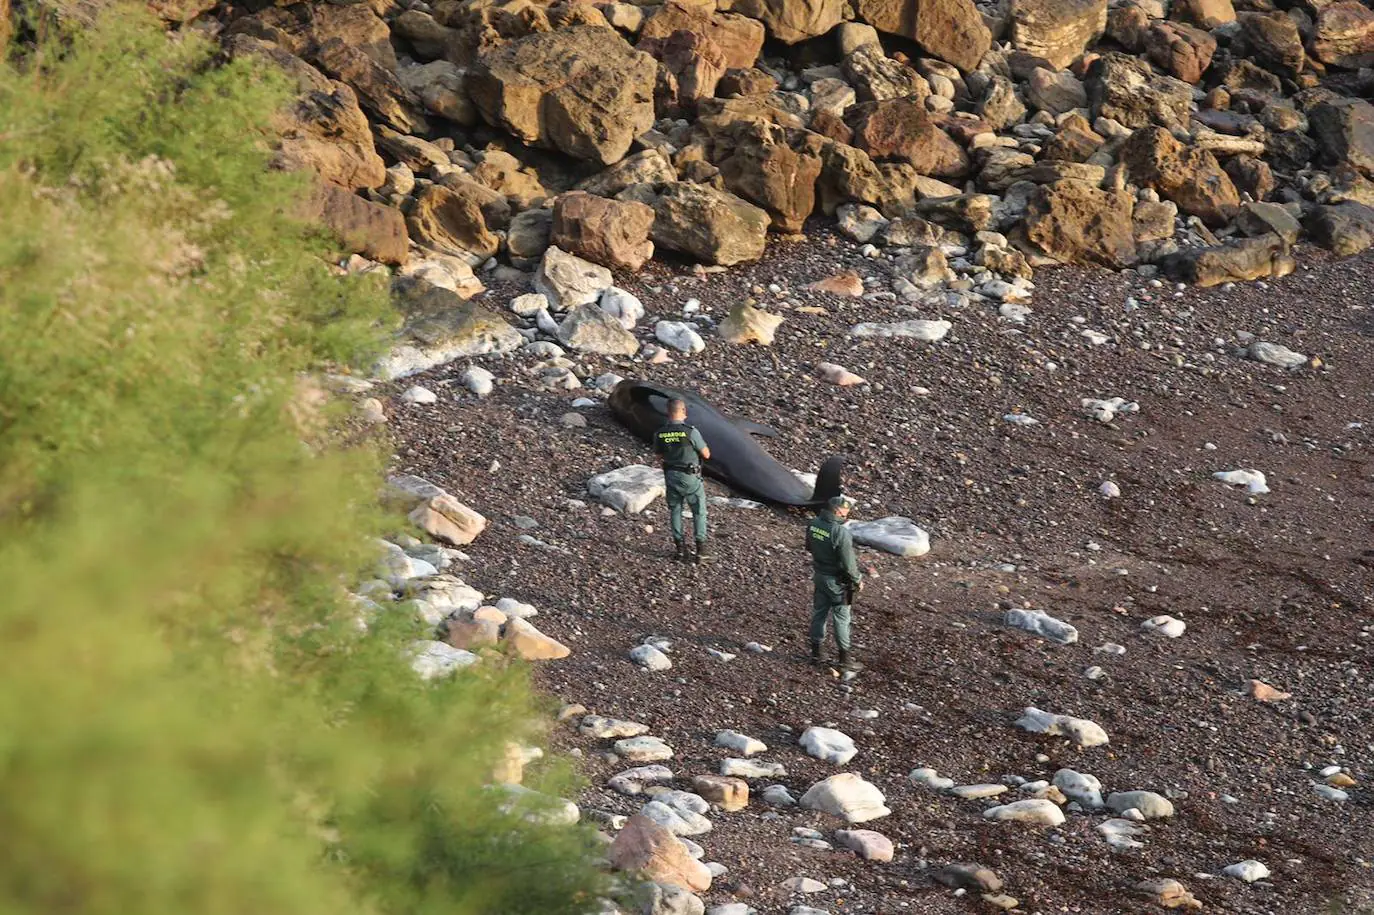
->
[837, 527, 863, 586]
[692, 429, 711, 461]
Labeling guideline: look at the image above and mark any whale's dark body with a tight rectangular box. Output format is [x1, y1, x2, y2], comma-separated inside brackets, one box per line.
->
[609, 379, 843, 507]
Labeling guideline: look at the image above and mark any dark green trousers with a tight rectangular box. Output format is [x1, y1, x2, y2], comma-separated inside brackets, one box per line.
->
[664, 470, 707, 542]
[809, 573, 852, 650]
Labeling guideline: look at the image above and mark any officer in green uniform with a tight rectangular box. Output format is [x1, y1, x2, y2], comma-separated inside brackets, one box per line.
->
[806, 495, 864, 670]
[654, 398, 711, 563]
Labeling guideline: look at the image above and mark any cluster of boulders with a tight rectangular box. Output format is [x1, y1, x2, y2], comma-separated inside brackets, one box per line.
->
[197, 0, 1374, 342]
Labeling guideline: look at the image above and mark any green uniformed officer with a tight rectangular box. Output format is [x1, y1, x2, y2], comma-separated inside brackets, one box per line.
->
[654, 398, 711, 563]
[806, 495, 864, 670]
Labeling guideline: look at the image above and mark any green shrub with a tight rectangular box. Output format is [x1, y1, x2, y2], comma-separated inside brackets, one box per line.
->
[0, 10, 606, 915]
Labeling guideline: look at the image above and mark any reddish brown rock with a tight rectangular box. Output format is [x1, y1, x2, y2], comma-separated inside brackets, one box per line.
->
[1226, 155, 1275, 201]
[1041, 113, 1105, 162]
[692, 775, 750, 810]
[1025, 179, 1138, 268]
[1009, 0, 1107, 70]
[552, 191, 656, 271]
[1312, 1, 1374, 70]
[1248, 679, 1293, 701]
[717, 67, 780, 97]
[715, 122, 823, 232]
[640, 0, 765, 69]
[854, 0, 992, 71]
[1144, 21, 1217, 83]
[608, 814, 713, 891]
[641, 28, 729, 114]
[842, 43, 930, 103]
[300, 182, 408, 265]
[725, 0, 844, 44]
[810, 271, 866, 296]
[846, 98, 969, 178]
[1122, 126, 1240, 228]
[314, 38, 426, 134]
[1170, 0, 1234, 29]
[1237, 11, 1305, 77]
[407, 183, 501, 262]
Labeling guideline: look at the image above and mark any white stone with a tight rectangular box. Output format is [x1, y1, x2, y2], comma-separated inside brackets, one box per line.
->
[461, 366, 495, 396]
[708, 905, 757, 915]
[715, 730, 768, 756]
[951, 784, 1008, 800]
[614, 736, 674, 762]
[510, 292, 549, 317]
[1222, 860, 1270, 883]
[631, 643, 673, 671]
[588, 464, 665, 513]
[656, 320, 706, 353]
[1097, 817, 1148, 851]
[722, 758, 786, 779]
[1141, 615, 1186, 638]
[909, 768, 956, 791]
[781, 877, 827, 893]
[534, 246, 613, 311]
[1213, 468, 1270, 494]
[817, 362, 867, 386]
[1004, 608, 1078, 644]
[1106, 791, 1174, 819]
[847, 516, 930, 557]
[1003, 413, 1040, 425]
[1313, 783, 1348, 802]
[983, 798, 1065, 826]
[762, 784, 797, 807]
[600, 287, 645, 329]
[800, 727, 858, 765]
[1052, 769, 1104, 809]
[494, 596, 538, 619]
[849, 319, 951, 342]
[409, 640, 479, 679]
[799, 773, 890, 823]
[401, 385, 438, 404]
[1081, 397, 1139, 422]
[1099, 480, 1121, 498]
[607, 764, 674, 795]
[1248, 341, 1306, 369]
[641, 798, 712, 836]
[1015, 707, 1109, 747]
[495, 783, 580, 826]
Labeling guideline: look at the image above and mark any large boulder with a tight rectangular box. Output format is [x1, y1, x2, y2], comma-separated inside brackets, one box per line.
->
[1026, 67, 1087, 115]
[299, 182, 408, 266]
[1309, 98, 1374, 177]
[1305, 201, 1374, 255]
[846, 98, 969, 178]
[534, 245, 614, 311]
[1086, 52, 1193, 130]
[407, 184, 501, 263]
[314, 38, 426, 135]
[854, 0, 991, 71]
[1161, 234, 1296, 287]
[578, 149, 679, 197]
[640, 28, 729, 114]
[1237, 11, 1305, 77]
[1008, 0, 1107, 70]
[1024, 179, 1138, 268]
[608, 814, 713, 892]
[639, 0, 765, 69]
[557, 304, 640, 356]
[1144, 21, 1216, 83]
[842, 44, 931, 102]
[468, 26, 657, 165]
[1312, 1, 1374, 69]
[799, 773, 891, 823]
[650, 183, 770, 265]
[552, 192, 655, 271]
[724, 0, 844, 44]
[815, 140, 908, 215]
[1170, 0, 1234, 28]
[1122, 126, 1240, 228]
[396, 60, 478, 126]
[378, 295, 524, 379]
[715, 122, 823, 232]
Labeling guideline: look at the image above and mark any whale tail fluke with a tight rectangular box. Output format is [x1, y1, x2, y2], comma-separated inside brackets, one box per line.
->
[812, 455, 844, 504]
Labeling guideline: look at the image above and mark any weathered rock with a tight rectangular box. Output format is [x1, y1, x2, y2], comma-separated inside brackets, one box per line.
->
[656, 321, 706, 353]
[1122, 127, 1239, 228]
[630, 643, 673, 671]
[842, 44, 930, 103]
[386, 474, 489, 547]
[379, 296, 523, 379]
[1053, 769, 1104, 808]
[835, 829, 894, 862]
[850, 319, 952, 341]
[713, 122, 822, 232]
[983, 799, 1065, 826]
[600, 287, 646, 329]
[1086, 52, 1192, 130]
[1162, 234, 1296, 286]
[1009, 0, 1107, 69]
[799, 773, 891, 823]
[914, 193, 996, 232]
[469, 149, 549, 209]
[1305, 201, 1374, 254]
[503, 618, 571, 660]
[314, 38, 425, 135]
[640, 1, 764, 70]
[616, 736, 675, 763]
[847, 98, 967, 178]
[718, 302, 784, 345]
[1015, 706, 1109, 747]
[1312, 1, 1374, 69]
[1144, 21, 1216, 83]
[1237, 11, 1305, 78]
[692, 775, 749, 811]
[579, 149, 679, 197]
[640, 795, 711, 836]
[1237, 202, 1300, 243]
[1108, 791, 1175, 819]
[651, 183, 770, 265]
[272, 79, 386, 191]
[1025, 180, 1137, 268]
[1026, 67, 1087, 115]
[715, 730, 768, 755]
[935, 864, 1004, 892]
[1135, 878, 1202, 910]
[1226, 155, 1275, 201]
[815, 141, 901, 215]
[410, 640, 479, 679]
[468, 26, 657, 165]
[1042, 112, 1104, 162]
[557, 304, 640, 356]
[1310, 98, 1374, 176]
[1004, 608, 1078, 644]
[582, 716, 652, 739]
[641, 28, 729, 115]
[298, 182, 407, 266]
[1105, 3, 1149, 52]
[721, 758, 786, 779]
[589, 464, 665, 513]
[608, 814, 713, 892]
[976, 76, 1027, 131]
[507, 209, 553, 269]
[724, 0, 843, 43]
[552, 192, 655, 272]
[718, 67, 780, 98]
[1171, 0, 1234, 28]
[408, 184, 500, 263]
[445, 617, 501, 650]
[848, 517, 931, 556]
[391, 10, 463, 64]
[800, 727, 858, 765]
[854, 0, 991, 71]
[1223, 860, 1271, 883]
[535, 245, 615, 311]
[1247, 679, 1293, 701]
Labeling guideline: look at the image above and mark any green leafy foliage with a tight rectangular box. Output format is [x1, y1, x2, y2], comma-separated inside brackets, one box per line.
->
[0, 10, 606, 915]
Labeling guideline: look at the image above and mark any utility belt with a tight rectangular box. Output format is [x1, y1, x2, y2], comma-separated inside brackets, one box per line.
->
[664, 464, 701, 475]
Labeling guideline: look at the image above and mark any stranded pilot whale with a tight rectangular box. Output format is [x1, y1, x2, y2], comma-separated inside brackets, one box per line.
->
[609, 379, 844, 507]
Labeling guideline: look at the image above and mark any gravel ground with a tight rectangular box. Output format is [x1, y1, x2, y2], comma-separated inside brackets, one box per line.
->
[381, 225, 1373, 915]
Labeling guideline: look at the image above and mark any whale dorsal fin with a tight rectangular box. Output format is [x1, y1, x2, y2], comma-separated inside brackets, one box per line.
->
[731, 418, 779, 438]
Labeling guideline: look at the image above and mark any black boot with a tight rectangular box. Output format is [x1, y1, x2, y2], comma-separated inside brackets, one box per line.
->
[838, 648, 863, 672]
[674, 540, 690, 563]
[810, 641, 823, 665]
[694, 540, 707, 565]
